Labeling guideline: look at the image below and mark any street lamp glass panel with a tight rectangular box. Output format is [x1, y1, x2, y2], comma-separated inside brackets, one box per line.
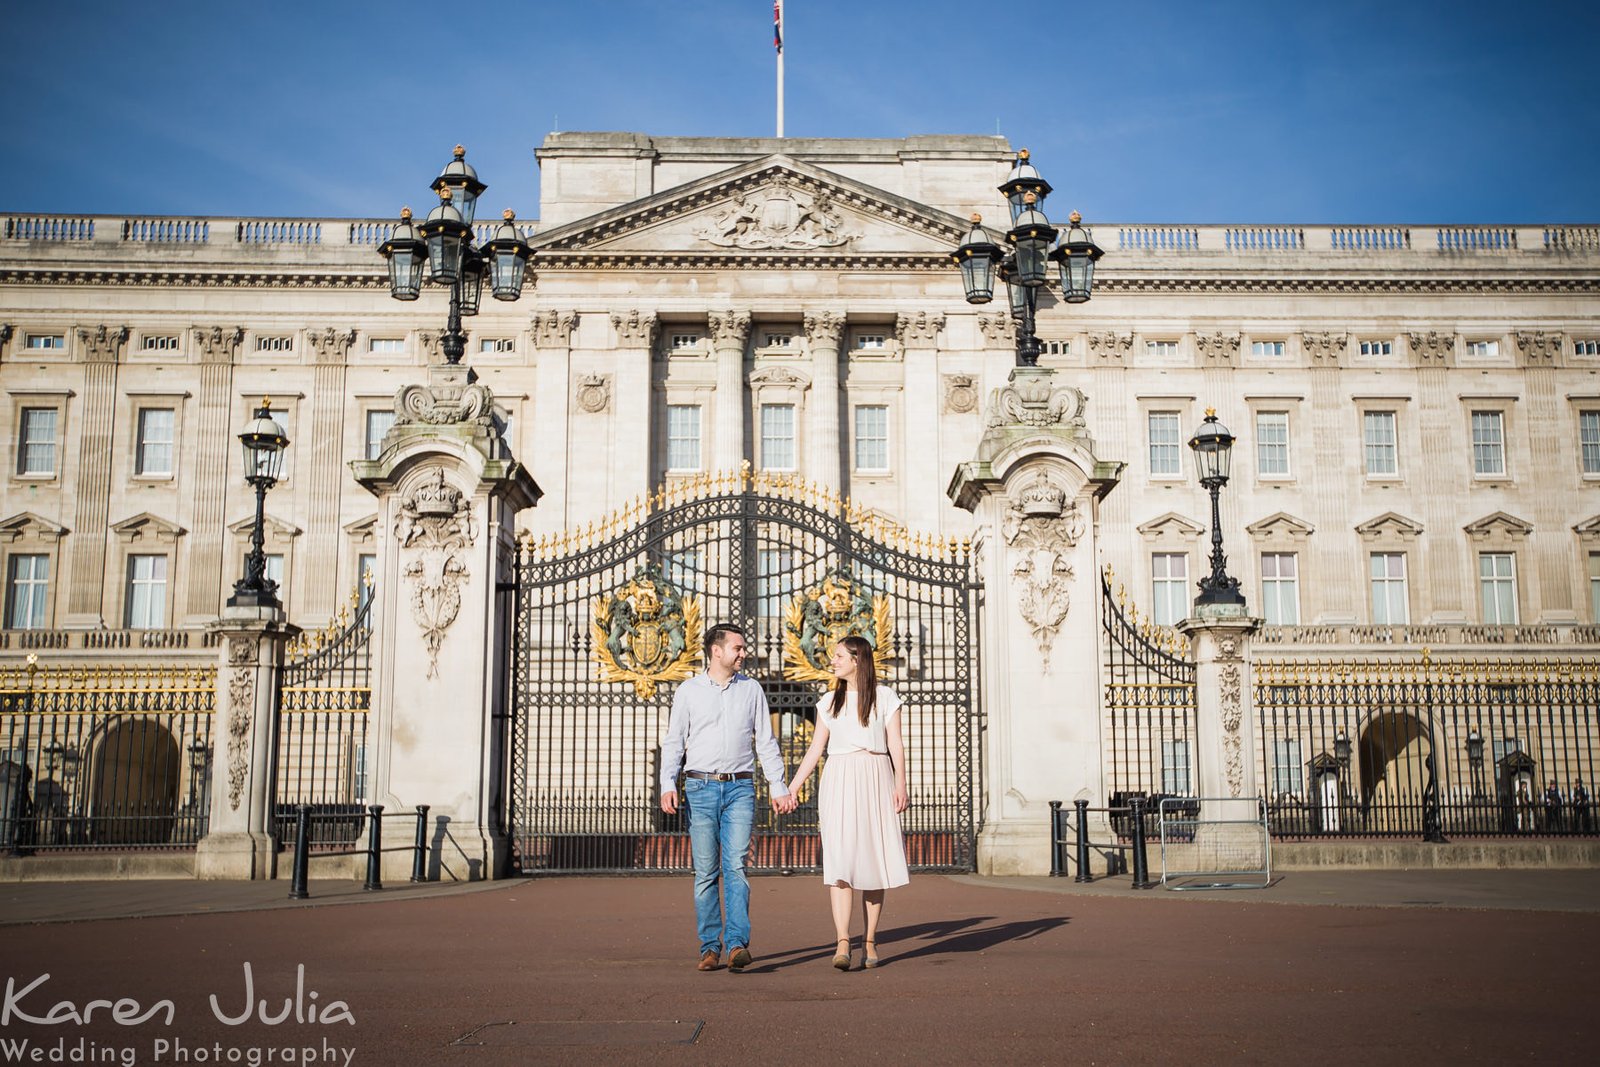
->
[1000, 259, 1029, 322]
[484, 213, 533, 301]
[458, 253, 486, 316]
[1052, 217, 1106, 305]
[998, 151, 1052, 223]
[418, 195, 469, 284]
[238, 405, 289, 482]
[1006, 204, 1056, 288]
[377, 210, 427, 301]
[952, 216, 1002, 304]
[1187, 413, 1235, 483]
[430, 145, 487, 227]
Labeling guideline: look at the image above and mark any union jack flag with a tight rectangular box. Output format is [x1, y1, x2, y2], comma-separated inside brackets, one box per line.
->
[774, 0, 783, 54]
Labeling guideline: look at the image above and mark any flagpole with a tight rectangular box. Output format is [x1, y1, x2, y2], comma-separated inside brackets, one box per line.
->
[776, 2, 785, 138]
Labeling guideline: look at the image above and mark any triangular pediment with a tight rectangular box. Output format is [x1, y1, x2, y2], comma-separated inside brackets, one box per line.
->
[110, 512, 185, 542]
[531, 156, 969, 261]
[1136, 512, 1206, 538]
[1464, 511, 1533, 539]
[344, 514, 379, 543]
[1576, 514, 1600, 539]
[1246, 512, 1315, 540]
[227, 513, 302, 539]
[0, 511, 67, 542]
[1355, 511, 1424, 540]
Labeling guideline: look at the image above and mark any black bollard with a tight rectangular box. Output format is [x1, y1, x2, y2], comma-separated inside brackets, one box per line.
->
[1074, 799, 1093, 884]
[288, 805, 311, 900]
[411, 805, 429, 883]
[1048, 801, 1063, 877]
[1129, 795, 1153, 888]
[364, 805, 384, 891]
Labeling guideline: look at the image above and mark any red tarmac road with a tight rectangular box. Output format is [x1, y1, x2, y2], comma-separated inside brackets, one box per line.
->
[2, 874, 1596, 1065]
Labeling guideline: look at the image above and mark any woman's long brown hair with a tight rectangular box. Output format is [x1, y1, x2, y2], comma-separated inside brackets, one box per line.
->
[827, 634, 878, 727]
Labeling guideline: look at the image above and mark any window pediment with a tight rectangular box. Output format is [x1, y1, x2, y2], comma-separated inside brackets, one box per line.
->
[227, 513, 302, 543]
[1137, 512, 1206, 543]
[110, 512, 185, 543]
[1576, 514, 1600, 542]
[1355, 511, 1424, 542]
[1246, 512, 1314, 544]
[1464, 511, 1533, 542]
[0, 511, 67, 544]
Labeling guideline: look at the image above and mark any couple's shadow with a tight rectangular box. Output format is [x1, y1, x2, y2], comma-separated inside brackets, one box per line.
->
[742, 914, 1069, 972]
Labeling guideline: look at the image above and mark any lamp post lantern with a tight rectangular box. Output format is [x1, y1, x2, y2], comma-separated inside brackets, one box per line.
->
[951, 149, 1104, 366]
[228, 399, 289, 609]
[1188, 408, 1247, 612]
[377, 146, 532, 366]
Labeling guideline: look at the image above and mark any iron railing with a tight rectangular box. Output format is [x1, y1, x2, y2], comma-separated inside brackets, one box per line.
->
[1101, 570, 1197, 813]
[1255, 654, 1599, 839]
[0, 660, 215, 851]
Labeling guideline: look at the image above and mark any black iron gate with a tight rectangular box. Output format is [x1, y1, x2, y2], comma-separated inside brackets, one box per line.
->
[509, 471, 981, 873]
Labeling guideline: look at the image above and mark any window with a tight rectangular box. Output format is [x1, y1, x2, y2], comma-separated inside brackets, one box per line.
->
[358, 553, 376, 614]
[662, 549, 704, 594]
[365, 410, 395, 461]
[1256, 412, 1290, 477]
[1492, 736, 1523, 769]
[1261, 553, 1299, 625]
[666, 405, 702, 471]
[1161, 740, 1191, 794]
[1147, 412, 1182, 477]
[369, 338, 405, 353]
[854, 405, 889, 472]
[1464, 340, 1499, 358]
[1479, 552, 1517, 624]
[350, 742, 369, 803]
[478, 338, 515, 354]
[1041, 340, 1070, 356]
[1251, 341, 1285, 357]
[1146, 340, 1178, 358]
[5, 554, 49, 629]
[760, 404, 796, 470]
[125, 554, 168, 629]
[135, 408, 175, 476]
[1576, 340, 1600, 357]
[17, 408, 57, 476]
[264, 553, 284, 595]
[1370, 553, 1409, 624]
[1590, 553, 1600, 622]
[24, 334, 64, 351]
[490, 406, 513, 453]
[755, 548, 794, 621]
[854, 334, 887, 350]
[1363, 411, 1398, 476]
[1580, 411, 1600, 475]
[669, 333, 701, 350]
[255, 335, 294, 352]
[1272, 739, 1304, 796]
[1359, 341, 1393, 357]
[762, 332, 793, 348]
[141, 335, 180, 351]
[1152, 553, 1188, 626]
[1471, 411, 1505, 475]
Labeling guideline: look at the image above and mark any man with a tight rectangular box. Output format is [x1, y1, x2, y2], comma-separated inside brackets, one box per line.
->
[660, 623, 797, 972]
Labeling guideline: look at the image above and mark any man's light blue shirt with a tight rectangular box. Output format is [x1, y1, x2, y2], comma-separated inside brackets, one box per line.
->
[660, 671, 790, 797]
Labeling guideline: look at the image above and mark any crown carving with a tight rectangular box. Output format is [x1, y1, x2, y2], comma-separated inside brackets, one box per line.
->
[410, 468, 464, 517]
[1018, 470, 1069, 517]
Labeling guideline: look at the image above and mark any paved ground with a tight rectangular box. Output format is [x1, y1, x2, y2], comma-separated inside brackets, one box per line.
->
[2, 870, 1598, 1064]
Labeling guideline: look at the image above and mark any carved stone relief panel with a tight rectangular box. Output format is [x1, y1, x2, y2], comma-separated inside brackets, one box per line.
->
[943, 374, 979, 415]
[575, 373, 612, 413]
[395, 468, 479, 679]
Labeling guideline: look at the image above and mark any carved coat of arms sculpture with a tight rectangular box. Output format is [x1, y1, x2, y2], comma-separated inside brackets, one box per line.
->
[395, 467, 478, 679]
[694, 176, 855, 250]
[783, 569, 892, 683]
[592, 565, 702, 699]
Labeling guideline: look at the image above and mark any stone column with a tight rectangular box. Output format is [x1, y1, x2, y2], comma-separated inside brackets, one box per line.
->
[302, 328, 356, 624]
[64, 325, 127, 627]
[1177, 613, 1261, 814]
[896, 311, 944, 530]
[183, 327, 243, 623]
[194, 604, 299, 879]
[804, 310, 844, 487]
[949, 367, 1124, 875]
[1516, 331, 1571, 620]
[1304, 332, 1355, 621]
[1409, 332, 1466, 620]
[610, 310, 657, 505]
[351, 365, 541, 881]
[709, 311, 751, 471]
[529, 309, 577, 535]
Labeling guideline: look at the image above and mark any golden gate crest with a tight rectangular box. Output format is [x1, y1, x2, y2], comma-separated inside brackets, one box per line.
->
[783, 569, 892, 683]
[592, 565, 702, 699]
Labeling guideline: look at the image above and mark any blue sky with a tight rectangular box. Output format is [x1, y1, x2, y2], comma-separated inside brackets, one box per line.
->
[2, 0, 1595, 223]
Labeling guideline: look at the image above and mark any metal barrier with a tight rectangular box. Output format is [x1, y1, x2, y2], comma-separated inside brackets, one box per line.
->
[1048, 798, 1158, 888]
[286, 804, 431, 899]
[1158, 796, 1272, 890]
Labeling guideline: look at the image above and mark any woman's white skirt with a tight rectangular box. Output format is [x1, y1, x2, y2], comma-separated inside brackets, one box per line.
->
[818, 749, 910, 890]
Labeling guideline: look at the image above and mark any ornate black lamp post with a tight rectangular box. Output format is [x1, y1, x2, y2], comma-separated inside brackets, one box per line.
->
[952, 149, 1104, 366]
[377, 145, 532, 365]
[228, 400, 289, 609]
[1187, 409, 1247, 612]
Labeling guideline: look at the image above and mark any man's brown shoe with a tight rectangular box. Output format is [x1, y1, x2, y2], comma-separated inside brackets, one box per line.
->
[697, 950, 720, 972]
[728, 946, 752, 971]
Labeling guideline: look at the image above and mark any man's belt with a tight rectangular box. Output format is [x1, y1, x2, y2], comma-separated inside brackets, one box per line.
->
[683, 770, 754, 781]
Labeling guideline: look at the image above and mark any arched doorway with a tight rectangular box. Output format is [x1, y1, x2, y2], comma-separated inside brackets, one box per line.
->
[88, 719, 180, 845]
[1358, 711, 1430, 833]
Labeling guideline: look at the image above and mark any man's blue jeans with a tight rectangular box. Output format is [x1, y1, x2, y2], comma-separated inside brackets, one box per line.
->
[684, 776, 755, 955]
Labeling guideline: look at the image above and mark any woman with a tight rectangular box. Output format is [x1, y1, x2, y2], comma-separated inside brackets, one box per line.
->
[787, 634, 910, 970]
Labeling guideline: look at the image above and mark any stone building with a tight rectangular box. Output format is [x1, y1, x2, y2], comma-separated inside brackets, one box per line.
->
[2, 132, 1597, 876]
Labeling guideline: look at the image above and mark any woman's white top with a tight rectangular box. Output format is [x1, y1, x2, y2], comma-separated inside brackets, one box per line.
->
[818, 685, 902, 755]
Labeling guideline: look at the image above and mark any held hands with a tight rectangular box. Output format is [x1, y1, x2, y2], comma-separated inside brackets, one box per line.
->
[770, 792, 799, 815]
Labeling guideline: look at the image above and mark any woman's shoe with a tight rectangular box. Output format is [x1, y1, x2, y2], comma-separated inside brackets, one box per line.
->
[832, 938, 852, 971]
[863, 939, 880, 969]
